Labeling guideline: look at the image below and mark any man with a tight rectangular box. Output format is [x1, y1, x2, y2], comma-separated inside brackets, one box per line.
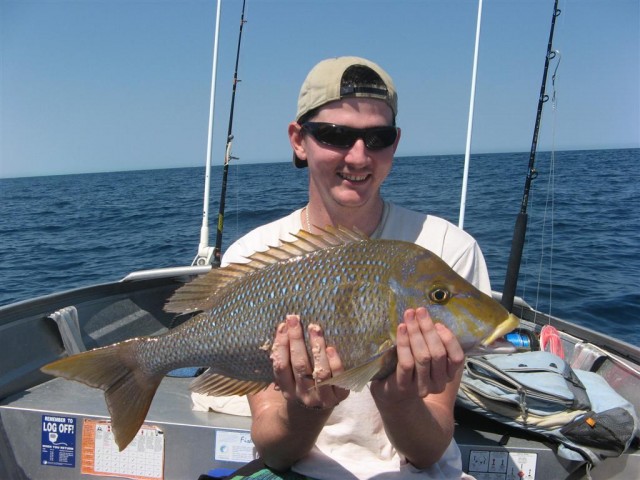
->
[217, 56, 488, 479]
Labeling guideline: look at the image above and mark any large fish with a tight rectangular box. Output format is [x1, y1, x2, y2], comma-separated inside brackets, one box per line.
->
[42, 226, 518, 450]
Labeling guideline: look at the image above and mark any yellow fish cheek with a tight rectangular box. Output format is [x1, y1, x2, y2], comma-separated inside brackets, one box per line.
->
[425, 298, 488, 348]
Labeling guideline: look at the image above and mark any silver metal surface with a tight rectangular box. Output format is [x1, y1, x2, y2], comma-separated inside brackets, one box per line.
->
[0, 377, 252, 479]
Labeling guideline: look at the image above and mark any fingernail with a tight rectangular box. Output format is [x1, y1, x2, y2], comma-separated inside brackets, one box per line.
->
[270, 353, 281, 367]
[286, 315, 299, 327]
[277, 323, 287, 334]
[308, 323, 322, 335]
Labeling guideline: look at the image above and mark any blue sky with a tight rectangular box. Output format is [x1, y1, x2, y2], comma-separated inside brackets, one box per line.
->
[1, 0, 638, 178]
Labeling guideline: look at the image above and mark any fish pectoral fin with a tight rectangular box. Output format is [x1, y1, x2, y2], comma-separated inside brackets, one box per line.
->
[315, 345, 396, 393]
[190, 369, 270, 396]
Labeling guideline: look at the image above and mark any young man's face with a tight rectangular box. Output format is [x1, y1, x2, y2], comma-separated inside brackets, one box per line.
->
[300, 97, 400, 211]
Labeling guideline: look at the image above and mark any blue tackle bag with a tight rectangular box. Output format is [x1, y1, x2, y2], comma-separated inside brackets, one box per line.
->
[456, 351, 639, 472]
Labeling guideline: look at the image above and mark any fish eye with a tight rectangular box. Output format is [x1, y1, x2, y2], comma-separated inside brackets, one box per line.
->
[429, 288, 450, 304]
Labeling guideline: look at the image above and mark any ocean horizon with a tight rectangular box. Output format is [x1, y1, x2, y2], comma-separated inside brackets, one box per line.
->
[1, 148, 638, 345]
[1, 147, 635, 180]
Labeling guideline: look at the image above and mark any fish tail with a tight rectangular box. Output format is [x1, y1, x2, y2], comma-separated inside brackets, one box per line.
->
[41, 339, 163, 451]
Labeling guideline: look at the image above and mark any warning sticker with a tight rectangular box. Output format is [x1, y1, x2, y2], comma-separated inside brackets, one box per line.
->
[215, 430, 256, 464]
[41, 415, 76, 468]
[81, 419, 164, 480]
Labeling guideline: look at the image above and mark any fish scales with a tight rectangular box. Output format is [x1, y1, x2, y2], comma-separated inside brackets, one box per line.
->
[41, 227, 519, 450]
[141, 239, 408, 381]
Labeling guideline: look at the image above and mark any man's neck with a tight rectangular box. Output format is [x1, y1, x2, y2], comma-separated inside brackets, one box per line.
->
[305, 198, 385, 237]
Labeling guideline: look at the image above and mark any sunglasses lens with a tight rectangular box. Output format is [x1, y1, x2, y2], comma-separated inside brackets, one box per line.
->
[364, 127, 398, 150]
[303, 123, 397, 150]
[313, 124, 356, 148]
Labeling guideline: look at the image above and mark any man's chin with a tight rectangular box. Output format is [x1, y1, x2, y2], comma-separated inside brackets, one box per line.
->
[332, 194, 370, 209]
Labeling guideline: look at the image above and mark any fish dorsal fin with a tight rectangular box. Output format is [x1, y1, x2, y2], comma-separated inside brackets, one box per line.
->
[165, 226, 368, 314]
[164, 265, 257, 313]
[288, 225, 367, 252]
[190, 369, 270, 396]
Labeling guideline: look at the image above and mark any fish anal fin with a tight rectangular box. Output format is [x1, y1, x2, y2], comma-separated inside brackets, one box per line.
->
[190, 369, 269, 396]
[467, 338, 517, 356]
[316, 344, 397, 392]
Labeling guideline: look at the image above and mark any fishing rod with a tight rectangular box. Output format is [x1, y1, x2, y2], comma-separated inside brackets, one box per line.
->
[211, 0, 247, 267]
[501, 0, 561, 312]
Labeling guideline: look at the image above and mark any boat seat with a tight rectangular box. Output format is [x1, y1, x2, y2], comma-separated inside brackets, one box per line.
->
[47, 306, 87, 355]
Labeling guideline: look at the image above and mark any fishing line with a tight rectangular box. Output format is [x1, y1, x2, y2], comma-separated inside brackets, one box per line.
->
[520, 169, 535, 310]
[522, 52, 561, 322]
[534, 50, 561, 320]
[233, 161, 240, 247]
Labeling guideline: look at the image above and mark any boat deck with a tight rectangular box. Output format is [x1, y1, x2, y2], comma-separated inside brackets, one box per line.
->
[1, 273, 638, 479]
[1, 377, 252, 479]
[2, 375, 638, 479]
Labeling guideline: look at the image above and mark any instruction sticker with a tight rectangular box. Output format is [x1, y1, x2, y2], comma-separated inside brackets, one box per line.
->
[214, 429, 256, 463]
[468, 450, 537, 480]
[81, 419, 164, 480]
[41, 415, 76, 468]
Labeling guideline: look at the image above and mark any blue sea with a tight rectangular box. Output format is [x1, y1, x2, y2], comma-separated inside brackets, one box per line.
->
[1, 149, 638, 346]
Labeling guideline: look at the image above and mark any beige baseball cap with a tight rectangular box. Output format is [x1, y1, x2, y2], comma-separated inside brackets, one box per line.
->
[293, 56, 398, 168]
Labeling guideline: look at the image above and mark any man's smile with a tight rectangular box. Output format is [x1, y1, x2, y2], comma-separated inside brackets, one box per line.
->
[338, 172, 370, 183]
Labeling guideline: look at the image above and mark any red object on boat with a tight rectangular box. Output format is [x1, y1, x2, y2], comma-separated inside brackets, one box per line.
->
[540, 325, 565, 359]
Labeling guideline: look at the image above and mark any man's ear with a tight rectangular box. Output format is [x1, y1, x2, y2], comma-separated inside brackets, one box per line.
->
[392, 127, 401, 153]
[288, 122, 307, 162]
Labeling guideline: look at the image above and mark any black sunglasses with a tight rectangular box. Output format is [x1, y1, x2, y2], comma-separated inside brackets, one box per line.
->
[300, 122, 398, 150]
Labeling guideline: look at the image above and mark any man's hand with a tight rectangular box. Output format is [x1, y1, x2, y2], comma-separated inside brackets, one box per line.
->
[370, 307, 465, 403]
[270, 314, 349, 410]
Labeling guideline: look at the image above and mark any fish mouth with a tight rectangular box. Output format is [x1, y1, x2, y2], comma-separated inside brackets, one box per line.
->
[481, 313, 520, 346]
[338, 172, 371, 184]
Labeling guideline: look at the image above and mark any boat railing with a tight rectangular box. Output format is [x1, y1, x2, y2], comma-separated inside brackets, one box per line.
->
[121, 265, 212, 282]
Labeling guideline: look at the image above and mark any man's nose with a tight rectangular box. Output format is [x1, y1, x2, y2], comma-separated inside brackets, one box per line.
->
[344, 138, 369, 166]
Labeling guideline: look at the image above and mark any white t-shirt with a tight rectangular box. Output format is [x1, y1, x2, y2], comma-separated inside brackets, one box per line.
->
[200, 203, 489, 479]
[222, 203, 490, 294]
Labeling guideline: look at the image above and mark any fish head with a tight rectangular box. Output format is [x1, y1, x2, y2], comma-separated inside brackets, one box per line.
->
[399, 249, 519, 351]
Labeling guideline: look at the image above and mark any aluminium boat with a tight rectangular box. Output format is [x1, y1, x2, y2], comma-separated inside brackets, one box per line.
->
[1, 1, 638, 479]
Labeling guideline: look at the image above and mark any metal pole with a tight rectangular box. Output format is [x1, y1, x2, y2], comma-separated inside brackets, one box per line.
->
[193, 0, 223, 266]
[459, 0, 483, 230]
